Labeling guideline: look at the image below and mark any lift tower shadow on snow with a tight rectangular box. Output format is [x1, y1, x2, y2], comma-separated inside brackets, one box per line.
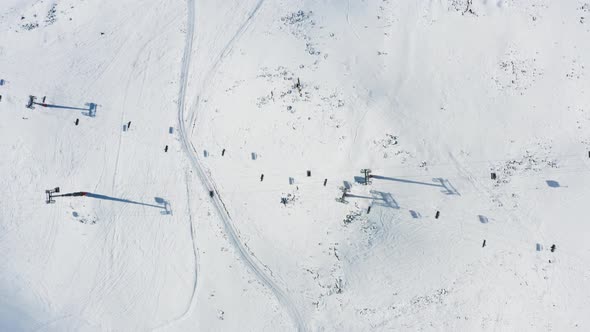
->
[27, 96, 97, 117]
[370, 190, 400, 209]
[343, 190, 400, 209]
[370, 175, 460, 195]
[45, 189, 172, 215]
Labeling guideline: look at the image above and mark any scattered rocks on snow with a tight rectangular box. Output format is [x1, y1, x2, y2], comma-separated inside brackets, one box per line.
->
[356, 288, 450, 325]
[46, 4, 57, 25]
[256, 66, 345, 130]
[21, 22, 39, 31]
[280, 10, 315, 39]
[578, 3, 589, 24]
[449, 0, 477, 16]
[343, 208, 363, 224]
[566, 58, 585, 80]
[491, 149, 559, 186]
[280, 192, 299, 206]
[493, 50, 543, 94]
[374, 133, 398, 149]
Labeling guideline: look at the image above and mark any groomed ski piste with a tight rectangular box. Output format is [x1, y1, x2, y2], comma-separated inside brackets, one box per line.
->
[1, 0, 590, 331]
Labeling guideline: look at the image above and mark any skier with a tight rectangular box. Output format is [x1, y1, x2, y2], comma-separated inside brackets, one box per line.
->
[164, 145, 169, 152]
[260, 174, 264, 181]
[127, 121, 131, 129]
[75, 118, 79, 126]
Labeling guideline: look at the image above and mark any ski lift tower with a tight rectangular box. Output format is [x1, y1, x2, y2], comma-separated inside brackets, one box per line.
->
[45, 187, 60, 204]
[336, 186, 350, 204]
[360, 169, 372, 185]
[26, 95, 37, 109]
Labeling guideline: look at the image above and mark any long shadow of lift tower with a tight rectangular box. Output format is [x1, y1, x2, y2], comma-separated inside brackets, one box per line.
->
[27, 95, 97, 117]
[46, 188, 172, 215]
[370, 175, 460, 195]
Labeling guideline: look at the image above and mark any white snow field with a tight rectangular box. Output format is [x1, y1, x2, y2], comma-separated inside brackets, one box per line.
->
[1, 0, 590, 330]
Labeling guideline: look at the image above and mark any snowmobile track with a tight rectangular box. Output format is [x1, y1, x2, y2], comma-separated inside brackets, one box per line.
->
[175, 0, 307, 331]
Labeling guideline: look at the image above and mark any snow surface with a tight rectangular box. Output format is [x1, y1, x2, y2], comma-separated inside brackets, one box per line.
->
[1, 0, 590, 330]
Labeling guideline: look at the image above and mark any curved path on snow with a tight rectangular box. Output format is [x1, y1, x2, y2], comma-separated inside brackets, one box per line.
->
[176, 0, 307, 330]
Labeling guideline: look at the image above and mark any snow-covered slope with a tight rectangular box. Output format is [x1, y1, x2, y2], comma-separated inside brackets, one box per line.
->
[1, 0, 590, 330]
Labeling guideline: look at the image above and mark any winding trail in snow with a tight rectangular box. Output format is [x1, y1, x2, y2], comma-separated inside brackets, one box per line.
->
[175, 0, 307, 330]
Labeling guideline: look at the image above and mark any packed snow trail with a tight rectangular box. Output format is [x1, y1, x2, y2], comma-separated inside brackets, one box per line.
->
[176, 0, 307, 330]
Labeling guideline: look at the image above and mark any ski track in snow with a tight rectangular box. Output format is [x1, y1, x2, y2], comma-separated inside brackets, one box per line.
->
[173, 0, 306, 330]
[153, 171, 200, 330]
